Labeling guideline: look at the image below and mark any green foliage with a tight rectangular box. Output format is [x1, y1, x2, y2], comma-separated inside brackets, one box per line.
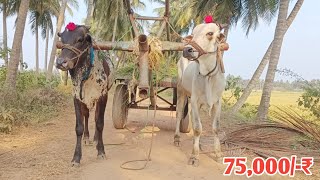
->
[91, 0, 145, 41]
[298, 80, 320, 118]
[238, 103, 259, 120]
[223, 75, 243, 105]
[0, 67, 60, 90]
[0, 67, 67, 133]
[0, 47, 11, 62]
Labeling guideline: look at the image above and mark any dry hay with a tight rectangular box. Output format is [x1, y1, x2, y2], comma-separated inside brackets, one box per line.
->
[116, 36, 178, 84]
[132, 36, 164, 70]
[221, 109, 320, 162]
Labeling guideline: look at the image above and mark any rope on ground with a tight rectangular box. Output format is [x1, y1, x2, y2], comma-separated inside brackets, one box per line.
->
[120, 74, 159, 170]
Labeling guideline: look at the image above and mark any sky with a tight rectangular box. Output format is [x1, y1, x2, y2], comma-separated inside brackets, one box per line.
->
[0, 0, 319, 80]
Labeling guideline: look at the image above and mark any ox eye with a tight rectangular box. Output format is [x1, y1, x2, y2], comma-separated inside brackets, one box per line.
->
[77, 37, 84, 42]
[206, 32, 214, 36]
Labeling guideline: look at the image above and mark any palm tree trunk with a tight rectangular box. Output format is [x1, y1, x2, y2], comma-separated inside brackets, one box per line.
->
[46, 0, 68, 80]
[5, 0, 30, 91]
[35, 24, 39, 74]
[2, 2, 8, 67]
[85, 0, 94, 25]
[257, 0, 289, 121]
[230, 0, 305, 114]
[230, 43, 272, 113]
[19, 43, 23, 71]
[112, 15, 118, 42]
[45, 26, 49, 72]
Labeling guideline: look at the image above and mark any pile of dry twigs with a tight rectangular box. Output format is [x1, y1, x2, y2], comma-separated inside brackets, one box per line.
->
[221, 108, 320, 162]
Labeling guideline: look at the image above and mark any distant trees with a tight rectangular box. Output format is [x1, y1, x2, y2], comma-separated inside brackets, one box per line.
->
[0, 0, 21, 67]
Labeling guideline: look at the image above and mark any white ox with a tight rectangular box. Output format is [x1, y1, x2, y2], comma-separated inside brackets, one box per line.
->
[174, 23, 226, 166]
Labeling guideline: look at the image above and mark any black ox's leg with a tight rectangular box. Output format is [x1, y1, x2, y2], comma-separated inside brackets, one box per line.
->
[95, 94, 108, 159]
[71, 97, 85, 166]
[83, 106, 90, 145]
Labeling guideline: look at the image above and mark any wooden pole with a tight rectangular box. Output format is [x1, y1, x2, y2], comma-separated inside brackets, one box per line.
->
[157, 20, 167, 37]
[124, 0, 139, 37]
[56, 41, 184, 51]
[137, 35, 149, 99]
[135, 16, 164, 21]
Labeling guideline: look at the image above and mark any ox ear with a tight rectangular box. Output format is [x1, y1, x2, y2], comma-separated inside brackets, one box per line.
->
[85, 26, 91, 31]
[85, 34, 92, 44]
[182, 35, 193, 43]
[57, 32, 62, 37]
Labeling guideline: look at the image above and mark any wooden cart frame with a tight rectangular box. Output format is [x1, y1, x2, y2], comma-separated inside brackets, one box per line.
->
[111, 0, 191, 133]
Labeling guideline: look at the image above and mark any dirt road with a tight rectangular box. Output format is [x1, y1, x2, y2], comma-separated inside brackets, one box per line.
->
[0, 95, 225, 180]
[0, 92, 312, 180]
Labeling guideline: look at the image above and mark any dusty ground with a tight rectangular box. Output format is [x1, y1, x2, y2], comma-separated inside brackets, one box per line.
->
[0, 91, 318, 180]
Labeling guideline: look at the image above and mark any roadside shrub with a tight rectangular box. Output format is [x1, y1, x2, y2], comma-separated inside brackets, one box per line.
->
[298, 80, 320, 118]
[0, 67, 68, 133]
[0, 67, 60, 90]
[223, 75, 243, 106]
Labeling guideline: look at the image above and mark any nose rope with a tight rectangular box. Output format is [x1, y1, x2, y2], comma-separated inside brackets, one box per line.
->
[184, 39, 219, 61]
[61, 44, 90, 68]
[184, 38, 225, 76]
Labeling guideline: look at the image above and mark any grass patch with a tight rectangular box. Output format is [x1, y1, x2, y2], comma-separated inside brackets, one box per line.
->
[0, 68, 69, 133]
[223, 90, 318, 122]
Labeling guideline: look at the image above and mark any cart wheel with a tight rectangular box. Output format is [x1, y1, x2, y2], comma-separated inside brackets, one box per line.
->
[112, 84, 129, 129]
[180, 98, 191, 133]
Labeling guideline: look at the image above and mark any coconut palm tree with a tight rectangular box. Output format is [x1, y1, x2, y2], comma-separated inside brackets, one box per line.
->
[150, 0, 197, 39]
[231, 0, 304, 114]
[91, 0, 145, 41]
[194, 0, 279, 35]
[46, 0, 67, 79]
[0, 0, 21, 67]
[151, 0, 278, 42]
[41, 14, 54, 72]
[257, 0, 290, 121]
[84, 0, 94, 25]
[0, 0, 10, 67]
[46, 0, 78, 79]
[29, 0, 58, 73]
[5, 0, 30, 91]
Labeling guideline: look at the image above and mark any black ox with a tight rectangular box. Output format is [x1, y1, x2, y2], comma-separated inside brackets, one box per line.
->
[56, 25, 112, 166]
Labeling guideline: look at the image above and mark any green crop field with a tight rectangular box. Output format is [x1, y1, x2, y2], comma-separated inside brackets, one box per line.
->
[223, 90, 318, 122]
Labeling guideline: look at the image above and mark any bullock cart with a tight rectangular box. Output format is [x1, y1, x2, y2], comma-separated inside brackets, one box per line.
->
[98, 0, 191, 133]
[57, 0, 191, 133]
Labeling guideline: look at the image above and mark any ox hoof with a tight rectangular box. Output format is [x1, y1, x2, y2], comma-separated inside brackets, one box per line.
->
[174, 135, 181, 147]
[97, 153, 106, 160]
[188, 157, 200, 167]
[199, 144, 204, 151]
[71, 161, 80, 167]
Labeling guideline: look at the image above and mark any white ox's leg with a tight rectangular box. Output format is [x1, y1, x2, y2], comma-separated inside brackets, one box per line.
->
[211, 99, 223, 158]
[188, 97, 201, 167]
[174, 88, 186, 146]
